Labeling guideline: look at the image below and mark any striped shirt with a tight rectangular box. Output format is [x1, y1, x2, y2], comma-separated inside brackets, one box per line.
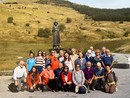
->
[35, 56, 45, 69]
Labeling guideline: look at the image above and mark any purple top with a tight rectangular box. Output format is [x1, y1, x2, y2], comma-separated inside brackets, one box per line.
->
[83, 67, 95, 80]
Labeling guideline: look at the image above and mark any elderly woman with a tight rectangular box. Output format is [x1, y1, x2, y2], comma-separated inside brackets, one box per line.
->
[39, 64, 56, 92]
[72, 64, 85, 93]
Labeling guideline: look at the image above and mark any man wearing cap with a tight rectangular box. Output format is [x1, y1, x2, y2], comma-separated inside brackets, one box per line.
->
[51, 54, 60, 71]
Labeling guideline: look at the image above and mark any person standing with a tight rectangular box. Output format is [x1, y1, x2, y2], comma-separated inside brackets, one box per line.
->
[64, 52, 74, 71]
[75, 52, 86, 70]
[13, 60, 27, 91]
[102, 49, 114, 69]
[85, 50, 93, 64]
[58, 50, 65, 63]
[35, 50, 44, 74]
[51, 54, 60, 71]
[90, 46, 95, 57]
[26, 52, 36, 72]
[70, 48, 78, 70]
[93, 49, 104, 68]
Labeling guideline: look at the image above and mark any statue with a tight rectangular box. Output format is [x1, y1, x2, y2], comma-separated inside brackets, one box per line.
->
[52, 21, 60, 49]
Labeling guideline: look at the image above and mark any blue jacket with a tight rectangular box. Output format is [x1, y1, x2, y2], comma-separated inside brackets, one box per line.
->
[75, 58, 86, 70]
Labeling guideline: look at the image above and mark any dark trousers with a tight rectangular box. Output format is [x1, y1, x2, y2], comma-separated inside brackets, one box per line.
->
[35, 66, 43, 74]
[54, 78, 62, 91]
[63, 84, 74, 92]
[95, 78, 105, 90]
[85, 80, 96, 90]
[48, 79, 57, 91]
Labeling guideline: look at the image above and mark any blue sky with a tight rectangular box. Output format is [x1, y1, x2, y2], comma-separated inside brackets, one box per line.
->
[68, 0, 130, 9]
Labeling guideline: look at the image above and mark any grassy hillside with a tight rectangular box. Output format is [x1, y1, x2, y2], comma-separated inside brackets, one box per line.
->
[37, 0, 130, 21]
[0, 0, 130, 70]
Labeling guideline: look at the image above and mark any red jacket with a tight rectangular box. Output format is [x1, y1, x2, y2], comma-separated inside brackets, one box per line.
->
[61, 71, 72, 85]
[27, 73, 40, 89]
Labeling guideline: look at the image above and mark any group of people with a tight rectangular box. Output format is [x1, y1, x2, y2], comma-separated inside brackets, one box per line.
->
[12, 46, 118, 94]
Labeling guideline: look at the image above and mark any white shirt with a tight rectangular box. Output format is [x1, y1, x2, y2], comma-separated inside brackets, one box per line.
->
[13, 66, 27, 80]
[64, 60, 73, 71]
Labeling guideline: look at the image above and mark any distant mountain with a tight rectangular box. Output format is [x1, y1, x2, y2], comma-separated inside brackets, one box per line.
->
[36, 0, 130, 21]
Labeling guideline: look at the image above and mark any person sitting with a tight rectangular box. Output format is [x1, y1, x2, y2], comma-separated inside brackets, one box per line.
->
[94, 62, 105, 90]
[104, 66, 118, 94]
[51, 54, 60, 71]
[27, 66, 40, 92]
[83, 61, 96, 93]
[13, 60, 27, 91]
[75, 52, 86, 70]
[102, 49, 114, 69]
[39, 64, 56, 92]
[26, 52, 36, 72]
[61, 66, 73, 92]
[54, 63, 64, 91]
[72, 64, 85, 93]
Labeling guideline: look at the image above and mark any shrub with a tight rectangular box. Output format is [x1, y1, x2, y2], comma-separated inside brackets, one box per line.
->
[107, 31, 116, 39]
[58, 24, 66, 32]
[80, 26, 87, 30]
[7, 16, 13, 23]
[66, 17, 72, 23]
[25, 23, 30, 27]
[37, 28, 51, 38]
[13, 22, 16, 25]
[119, 20, 124, 24]
[123, 31, 130, 37]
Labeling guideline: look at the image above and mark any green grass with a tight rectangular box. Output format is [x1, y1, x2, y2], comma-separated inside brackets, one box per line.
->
[0, 41, 51, 71]
[0, 38, 130, 71]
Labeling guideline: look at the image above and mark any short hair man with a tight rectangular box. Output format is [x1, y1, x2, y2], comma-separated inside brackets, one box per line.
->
[13, 60, 27, 91]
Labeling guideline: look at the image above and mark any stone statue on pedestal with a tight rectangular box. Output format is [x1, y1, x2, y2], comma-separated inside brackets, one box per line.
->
[52, 21, 60, 49]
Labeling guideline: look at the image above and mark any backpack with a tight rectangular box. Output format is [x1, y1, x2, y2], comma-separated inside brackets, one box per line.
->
[8, 83, 18, 93]
[78, 85, 86, 94]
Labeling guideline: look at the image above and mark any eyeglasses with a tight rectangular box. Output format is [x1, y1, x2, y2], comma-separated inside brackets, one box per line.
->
[64, 68, 68, 69]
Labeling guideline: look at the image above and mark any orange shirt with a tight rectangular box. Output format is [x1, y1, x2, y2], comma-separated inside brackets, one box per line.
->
[40, 69, 54, 85]
[49, 55, 54, 61]
[51, 60, 60, 71]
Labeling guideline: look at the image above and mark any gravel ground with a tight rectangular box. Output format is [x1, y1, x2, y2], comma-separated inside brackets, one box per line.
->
[0, 68, 130, 98]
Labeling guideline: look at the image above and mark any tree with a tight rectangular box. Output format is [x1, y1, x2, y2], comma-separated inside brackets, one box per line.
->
[37, 28, 51, 38]
[7, 16, 13, 23]
[58, 24, 66, 32]
[66, 17, 72, 23]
